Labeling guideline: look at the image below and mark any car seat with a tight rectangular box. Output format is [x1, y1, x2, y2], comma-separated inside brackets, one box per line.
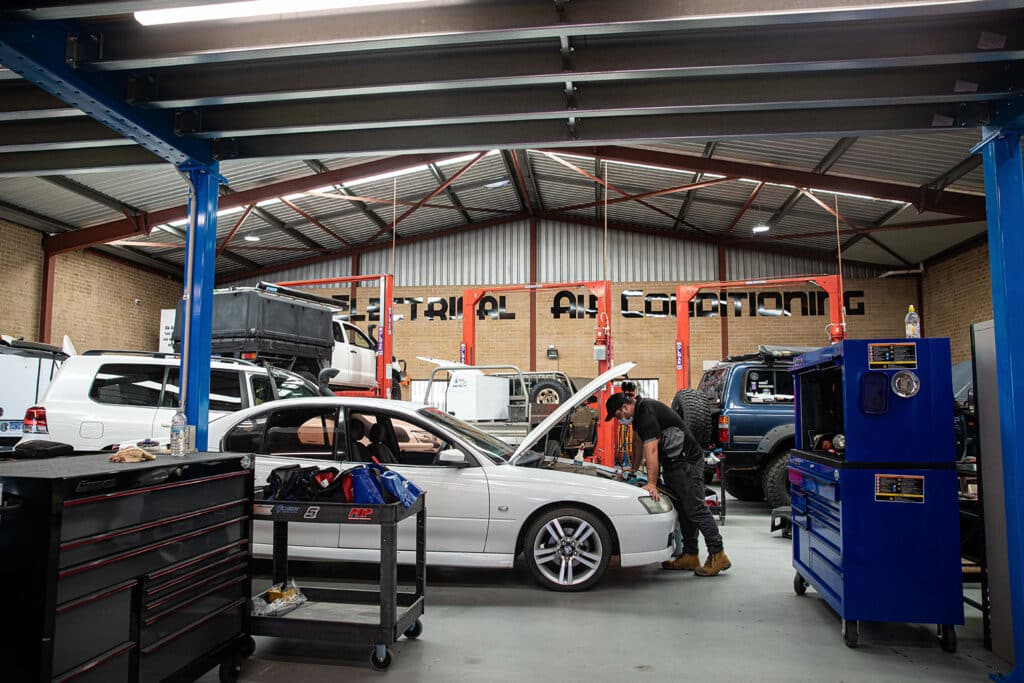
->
[348, 419, 373, 462]
[368, 422, 399, 464]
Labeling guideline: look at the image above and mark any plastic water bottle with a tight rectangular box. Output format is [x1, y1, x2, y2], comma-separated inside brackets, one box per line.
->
[904, 305, 921, 338]
[170, 410, 187, 457]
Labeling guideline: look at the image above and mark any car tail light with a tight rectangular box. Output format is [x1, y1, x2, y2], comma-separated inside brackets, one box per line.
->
[241, 352, 257, 360]
[717, 415, 729, 445]
[24, 406, 48, 434]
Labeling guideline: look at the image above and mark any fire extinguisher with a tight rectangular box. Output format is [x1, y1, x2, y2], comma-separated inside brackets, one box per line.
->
[594, 324, 609, 362]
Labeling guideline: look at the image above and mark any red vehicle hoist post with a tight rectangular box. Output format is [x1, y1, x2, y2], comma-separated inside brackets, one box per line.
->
[275, 274, 395, 399]
[675, 274, 846, 390]
[462, 281, 618, 466]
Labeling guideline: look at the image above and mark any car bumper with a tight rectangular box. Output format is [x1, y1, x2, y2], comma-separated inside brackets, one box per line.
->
[615, 510, 677, 567]
[722, 450, 760, 471]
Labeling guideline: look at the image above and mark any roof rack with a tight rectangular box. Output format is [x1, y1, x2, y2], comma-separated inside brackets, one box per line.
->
[81, 350, 262, 368]
[723, 345, 820, 364]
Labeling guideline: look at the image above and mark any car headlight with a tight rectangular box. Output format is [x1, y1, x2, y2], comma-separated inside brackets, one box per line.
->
[832, 433, 846, 451]
[638, 495, 673, 514]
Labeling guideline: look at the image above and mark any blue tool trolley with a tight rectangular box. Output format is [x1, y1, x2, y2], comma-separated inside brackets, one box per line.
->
[788, 338, 963, 650]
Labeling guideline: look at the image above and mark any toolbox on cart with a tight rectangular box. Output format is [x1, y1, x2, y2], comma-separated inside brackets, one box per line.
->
[788, 339, 963, 650]
[249, 491, 426, 671]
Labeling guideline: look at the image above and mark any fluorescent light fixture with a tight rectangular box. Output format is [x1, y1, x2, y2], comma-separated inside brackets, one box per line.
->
[135, 0, 427, 26]
[752, 224, 770, 234]
[244, 234, 261, 242]
[484, 179, 511, 189]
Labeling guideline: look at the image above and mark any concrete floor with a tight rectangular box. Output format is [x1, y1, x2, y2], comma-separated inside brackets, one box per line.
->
[202, 497, 1009, 682]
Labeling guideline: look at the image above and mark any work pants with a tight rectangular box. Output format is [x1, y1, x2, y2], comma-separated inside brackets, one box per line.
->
[662, 458, 724, 555]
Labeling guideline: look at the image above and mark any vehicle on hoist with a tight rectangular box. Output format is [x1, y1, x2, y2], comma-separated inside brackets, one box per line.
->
[691, 346, 816, 509]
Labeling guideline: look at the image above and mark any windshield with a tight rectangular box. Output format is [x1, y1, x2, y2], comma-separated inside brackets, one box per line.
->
[270, 367, 319, 399]
[419, 407, 514, 464]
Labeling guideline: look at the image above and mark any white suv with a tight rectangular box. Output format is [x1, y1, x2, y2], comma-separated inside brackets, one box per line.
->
[20, 351, 319, 452]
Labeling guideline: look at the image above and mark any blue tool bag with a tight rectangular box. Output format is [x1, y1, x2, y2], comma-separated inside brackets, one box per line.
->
[348, 465, 387, 504]
[370, 462, 422, 508]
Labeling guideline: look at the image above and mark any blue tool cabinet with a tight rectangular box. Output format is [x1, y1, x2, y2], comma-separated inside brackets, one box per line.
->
[789, 338, 963, 650]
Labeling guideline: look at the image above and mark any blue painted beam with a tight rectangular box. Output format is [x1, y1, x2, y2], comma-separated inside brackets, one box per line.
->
[0, 18, 215, 166]
[180, 165, 221, 451]
[982, 129, 1024, 682]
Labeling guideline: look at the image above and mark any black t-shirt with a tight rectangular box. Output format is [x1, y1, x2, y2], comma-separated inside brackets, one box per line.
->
[632, 398, 685, 443]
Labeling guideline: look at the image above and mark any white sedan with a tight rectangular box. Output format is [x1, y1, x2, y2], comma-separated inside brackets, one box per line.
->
[209, 363, 676, 591]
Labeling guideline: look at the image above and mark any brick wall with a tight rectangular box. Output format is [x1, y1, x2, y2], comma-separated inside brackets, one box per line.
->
[922, 240, 993, 363]
[0, 220, 43, 340]
[309, 278, 917, 404]
[51, 249, 181, 352]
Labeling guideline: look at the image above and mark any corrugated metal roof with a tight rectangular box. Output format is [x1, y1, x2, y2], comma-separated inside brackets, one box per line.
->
[0, 176, 121, 227]
[231, 257, 354, 288]
[873, 221, 988, 263]
[842, 239, 906, 266]
[220, 158, 317, 191]
[829, 131, 981, 188]
[713, 137, 843, 171]
[727, 247, 881, 279]
[70, 165, 190, 214]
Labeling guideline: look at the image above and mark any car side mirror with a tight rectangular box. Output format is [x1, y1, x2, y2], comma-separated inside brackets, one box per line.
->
[437, 448, 468, 467]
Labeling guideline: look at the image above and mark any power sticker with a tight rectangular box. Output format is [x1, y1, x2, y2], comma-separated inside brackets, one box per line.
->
[875, 474, 925, 503]
[868, 342, 918, 370]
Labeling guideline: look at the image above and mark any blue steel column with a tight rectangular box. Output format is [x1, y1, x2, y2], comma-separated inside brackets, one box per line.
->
[981, 131, 1024, 682]
[182, 165, 221, 451]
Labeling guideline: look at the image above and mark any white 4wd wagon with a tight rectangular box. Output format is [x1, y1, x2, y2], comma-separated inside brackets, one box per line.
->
[19, 351, 319, 452]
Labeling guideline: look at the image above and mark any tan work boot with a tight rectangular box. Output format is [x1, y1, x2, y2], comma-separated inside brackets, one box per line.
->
[694, 550, 732, 576]
[661, 553, 701, 571]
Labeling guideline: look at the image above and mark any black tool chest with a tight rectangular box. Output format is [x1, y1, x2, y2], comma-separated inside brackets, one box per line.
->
[0, 452, 254, 682]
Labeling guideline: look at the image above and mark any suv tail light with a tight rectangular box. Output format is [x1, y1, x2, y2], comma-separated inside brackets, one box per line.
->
[717, 415, 729, 445]
[24, 406, 48, 434]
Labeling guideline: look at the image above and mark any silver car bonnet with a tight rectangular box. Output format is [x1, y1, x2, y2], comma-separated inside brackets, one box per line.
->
[509, 361, 636, 464]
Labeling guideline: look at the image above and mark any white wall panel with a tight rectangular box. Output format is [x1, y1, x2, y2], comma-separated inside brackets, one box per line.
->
[726, 247, 881, 280]
[360, 221, 530, 286]
[537, 221, 717, 283]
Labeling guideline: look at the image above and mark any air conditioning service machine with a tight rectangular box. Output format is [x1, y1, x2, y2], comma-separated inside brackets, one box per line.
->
[789, 338, 963, 650]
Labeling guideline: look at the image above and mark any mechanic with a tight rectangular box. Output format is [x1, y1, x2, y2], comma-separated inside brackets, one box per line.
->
[607, 392, 731, 577]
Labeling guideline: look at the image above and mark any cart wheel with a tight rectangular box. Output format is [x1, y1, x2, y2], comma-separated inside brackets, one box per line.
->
[370, 647, 393, 671]
[219, 655, 241, 683]
[842, 620, 859, 649]
[239, 635, 256, 658]
[793, 573, 808, 596]
[939, 624, 958, 653]
[404, 618, 423, 640]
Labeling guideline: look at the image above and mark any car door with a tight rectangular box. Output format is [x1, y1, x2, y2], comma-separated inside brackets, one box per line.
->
[345, 323, 378, 387]
[77, 363, 167, 448]
[154, 368, 245, 441]
[340, 410, 490, 554]
[226, 404, 345, 550]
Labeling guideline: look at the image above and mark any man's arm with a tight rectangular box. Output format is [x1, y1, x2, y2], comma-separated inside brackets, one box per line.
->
[642, 439, 660, 500]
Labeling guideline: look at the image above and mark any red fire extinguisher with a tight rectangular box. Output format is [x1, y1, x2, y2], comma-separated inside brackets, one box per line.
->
[594, 324, 609, 362]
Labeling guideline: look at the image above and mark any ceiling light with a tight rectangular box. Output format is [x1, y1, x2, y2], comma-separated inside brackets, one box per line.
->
[244, 234, 261, 242]
[135, 0, 426, 26]
[752, 224, 770, 234]
[484, 179, 511, 189]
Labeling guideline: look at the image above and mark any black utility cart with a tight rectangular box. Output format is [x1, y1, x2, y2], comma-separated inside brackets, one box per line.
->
[250, 492, 426, 671]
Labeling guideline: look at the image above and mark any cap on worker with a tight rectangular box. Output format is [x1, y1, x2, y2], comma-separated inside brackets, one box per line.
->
[604, 392, 630, 420]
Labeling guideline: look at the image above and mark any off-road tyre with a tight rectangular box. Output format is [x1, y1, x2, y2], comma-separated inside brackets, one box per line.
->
[671, 389, 712, 447]
[723, 474, 764, 502]
[530, 379, 570, 405]
[762, 450, 792, 509]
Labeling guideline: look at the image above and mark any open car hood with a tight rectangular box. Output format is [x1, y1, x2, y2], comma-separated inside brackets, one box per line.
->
[510, 361, 636, 464]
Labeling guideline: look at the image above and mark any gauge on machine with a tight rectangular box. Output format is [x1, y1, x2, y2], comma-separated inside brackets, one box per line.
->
[891, 370, 921, 398]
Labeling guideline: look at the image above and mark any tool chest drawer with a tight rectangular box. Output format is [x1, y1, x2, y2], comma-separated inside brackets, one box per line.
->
[59, 498, 247, 568]
[57, 514, 247, 604]
[53, 580, 135, 677]
[139, 600, 245, 683]
[141, 566, 248, 648]
[61, 470, 249, 543]
[52, 642, 134, 683]
[0, 453, 253, 682]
